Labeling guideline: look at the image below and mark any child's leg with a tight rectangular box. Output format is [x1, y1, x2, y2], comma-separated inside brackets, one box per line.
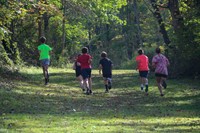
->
[46, 66, 49, 78]
[77, 75, 84, 90]
[43, 66, 49, 78]
[43, 66, 49, 85]
[88, 77, 92, 91]
[140, 77, 144, 90]
[42, 66, 46, 78]
[104, 78, 108, 86]
[85, 78, 93, 95]
[144, 77, 148, 93]
[82, 68, 92, 95]
[84, 78, 90, 95]
[83, 78, 89, 89]
[156, 77, 164, 96]
[104, 78, 109, 92]
[88, 69, 92, 93]
[161, 77, 167, 89]
[81, 69, 90, 94]
[107, 78, 112, 89]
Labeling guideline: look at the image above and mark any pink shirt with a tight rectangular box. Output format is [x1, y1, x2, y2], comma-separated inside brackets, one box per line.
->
[135, 54, 149, 71]
[77, 54, 92, 69]
[152, 54, 169, 75]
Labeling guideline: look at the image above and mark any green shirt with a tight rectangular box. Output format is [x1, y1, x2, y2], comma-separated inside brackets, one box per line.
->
[38, 44, 52, 60]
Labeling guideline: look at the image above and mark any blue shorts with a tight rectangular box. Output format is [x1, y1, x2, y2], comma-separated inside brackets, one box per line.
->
[139, 71, 148, 78]
[40, 59, 50, 66]
[81, 68, 91, 80]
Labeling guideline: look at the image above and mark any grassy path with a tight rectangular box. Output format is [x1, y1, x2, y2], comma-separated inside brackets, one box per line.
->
[0, 67, 200, 133]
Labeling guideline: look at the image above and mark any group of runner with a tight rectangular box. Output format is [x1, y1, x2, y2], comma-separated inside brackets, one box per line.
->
[37, 36, 169, 96]
[73, 47, 113, 94]
[135, 48, 170, 96]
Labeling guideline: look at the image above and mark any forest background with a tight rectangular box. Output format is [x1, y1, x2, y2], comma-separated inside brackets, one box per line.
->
[1, 0, 200, 78]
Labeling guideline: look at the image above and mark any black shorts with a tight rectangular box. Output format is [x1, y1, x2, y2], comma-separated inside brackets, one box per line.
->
[103, 73, 112, 79]
[155, 73, 168, 78]
[81, 68, 91, 80]
[139, 71, 148, 78]
[76, 69, 81, 77]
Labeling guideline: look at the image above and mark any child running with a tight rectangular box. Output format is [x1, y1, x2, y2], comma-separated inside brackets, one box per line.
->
[73, 54, 84, 91]
[152, 47, 169, 96]
[38, 36, 52, 85]
[135, 49, 149, 95]
[99, 51, 113, 93]
[77, 47, 93, 95]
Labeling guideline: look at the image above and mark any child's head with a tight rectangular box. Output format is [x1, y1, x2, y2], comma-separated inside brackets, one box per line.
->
[155, 47, 161, 54]
[138, 49, 144, 55]
[82, 47, 88, 54]
[77, 53, 81, 57]
[101, 51, 107, 58]
[40, 36, 46, 43]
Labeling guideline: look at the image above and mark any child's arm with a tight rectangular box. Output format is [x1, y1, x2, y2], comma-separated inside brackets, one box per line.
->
[88, 57, 92, 64]
[72, 62, 76, 70]
[135, 60, 140, 71]
[152, 61, 157, 68]
[50, 50, 53, 55]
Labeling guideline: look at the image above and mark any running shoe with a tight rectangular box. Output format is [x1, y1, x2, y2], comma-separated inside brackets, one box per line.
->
[162, 81, 167, 89]
[108, 80, 112, 89]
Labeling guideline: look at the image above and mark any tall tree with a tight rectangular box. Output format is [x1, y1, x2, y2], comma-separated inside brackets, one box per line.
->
[133, 0, 143, 46]
[61, 0, 66, 53]
[150, 0, 170, 45]
[168, 0, 184, 32]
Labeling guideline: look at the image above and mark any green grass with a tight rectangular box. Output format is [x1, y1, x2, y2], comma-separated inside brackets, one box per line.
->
[0, 67, 200, 133]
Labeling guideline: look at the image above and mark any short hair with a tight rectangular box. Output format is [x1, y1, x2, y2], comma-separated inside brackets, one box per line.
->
[40, 36, 46, 43]
[101, 51, 107, 58]
[138, 49, 144, 55]
[82, 47, 88, 54]
[155, 47, 161, 54]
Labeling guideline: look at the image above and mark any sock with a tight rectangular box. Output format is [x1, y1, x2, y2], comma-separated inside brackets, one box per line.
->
[141, 84, 144, 90]
[45, 78, 48, 84]
[105, 85, 108, 90]
[145, 83, 148, 92]
[80, 80, 84, 87]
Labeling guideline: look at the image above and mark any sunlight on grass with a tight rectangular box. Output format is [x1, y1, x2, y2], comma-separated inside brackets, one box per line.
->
[0, 67, 200, 132]
[1, 114, 200, 133]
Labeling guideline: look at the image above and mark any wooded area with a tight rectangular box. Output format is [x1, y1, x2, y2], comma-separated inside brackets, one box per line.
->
[1, 0, 200, 78]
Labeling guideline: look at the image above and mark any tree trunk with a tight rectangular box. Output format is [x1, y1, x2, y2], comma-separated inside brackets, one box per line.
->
[38, 0, 42, 41]
[126, 0, 133, 59]
[167, 0, 184, 77]
[62, 0, 66, 54]
[43, 0, 50, 39]
[43, 13, 49, 39]
[133, 0, 143, 46]
[150, 0, 170, 45]
[38, 16, 42, 41]
[168, 0, 184, 32]
[106, 24, 110, 42]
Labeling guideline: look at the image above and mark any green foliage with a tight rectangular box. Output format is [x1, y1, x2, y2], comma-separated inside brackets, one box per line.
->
[0, 43, 13, 66]
[166, 0, 200, 77]
[0, 0, 200, 77]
